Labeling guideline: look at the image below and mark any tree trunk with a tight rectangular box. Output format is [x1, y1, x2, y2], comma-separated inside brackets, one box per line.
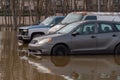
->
[11, 0, 17, 30]
[83, 0, 87, 11]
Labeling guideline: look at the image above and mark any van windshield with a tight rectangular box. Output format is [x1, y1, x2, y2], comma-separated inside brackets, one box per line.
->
[61, 13, 83, 24]
[57, 22, 80, 34]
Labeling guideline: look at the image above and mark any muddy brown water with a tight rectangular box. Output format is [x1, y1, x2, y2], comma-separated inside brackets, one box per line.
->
[0, 30, 120, 80]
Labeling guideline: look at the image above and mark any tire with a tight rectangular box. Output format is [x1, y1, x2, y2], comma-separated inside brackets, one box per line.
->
[114, 44, 120, 65]
[23, 40, 29, 43]
[33, 34, 42, 38]
[115, 44, 120, 55]
[52, 45, 70, 56]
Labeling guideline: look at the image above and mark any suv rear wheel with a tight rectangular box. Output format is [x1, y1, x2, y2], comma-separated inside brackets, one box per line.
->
[52, 45, 70, 56]
[115, 44, 120, 55]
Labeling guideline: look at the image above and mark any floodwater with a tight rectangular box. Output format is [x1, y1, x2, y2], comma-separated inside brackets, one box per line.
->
[0, 30, 120, 80]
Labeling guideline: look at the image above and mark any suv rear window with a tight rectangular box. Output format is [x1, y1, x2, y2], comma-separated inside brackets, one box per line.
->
[85, 16, 97, 20]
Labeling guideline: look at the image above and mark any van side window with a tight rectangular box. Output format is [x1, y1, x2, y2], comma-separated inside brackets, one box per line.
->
[115, 24, 120, 31]
[85, 16, 97, 20]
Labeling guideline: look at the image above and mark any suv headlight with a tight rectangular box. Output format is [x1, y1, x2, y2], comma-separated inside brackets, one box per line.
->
[37, 38, 52, 45]
[23, 29, 28, 32]
[23, 29, 28, 35]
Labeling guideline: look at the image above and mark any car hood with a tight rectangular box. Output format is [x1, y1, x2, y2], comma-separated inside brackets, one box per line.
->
[19, 25, 48, 30]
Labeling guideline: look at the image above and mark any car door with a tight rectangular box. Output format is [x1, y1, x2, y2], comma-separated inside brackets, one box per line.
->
[96, 22, 119, 52]
[71, 22, 97, 53]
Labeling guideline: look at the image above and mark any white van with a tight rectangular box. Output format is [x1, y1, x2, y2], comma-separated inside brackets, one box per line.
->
[48, 12, 120, 34]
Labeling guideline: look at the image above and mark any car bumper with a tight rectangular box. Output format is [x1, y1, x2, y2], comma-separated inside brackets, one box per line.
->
[28, 43, 53, 55]
[17, 35, 30, 40]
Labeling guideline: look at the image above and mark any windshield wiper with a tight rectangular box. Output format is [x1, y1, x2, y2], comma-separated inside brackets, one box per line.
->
[61, 22, 69, 24]
[56, 32, 62, 34]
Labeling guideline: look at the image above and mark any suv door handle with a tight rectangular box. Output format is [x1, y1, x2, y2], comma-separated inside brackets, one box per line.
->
[112, 34, 117, 37]
[91, 36, 96, 38]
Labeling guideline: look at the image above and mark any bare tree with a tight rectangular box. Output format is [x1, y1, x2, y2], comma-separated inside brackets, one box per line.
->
[10, 0, 17, 30]
[107, 0, 112, 12]
[83, 0, 87, 11]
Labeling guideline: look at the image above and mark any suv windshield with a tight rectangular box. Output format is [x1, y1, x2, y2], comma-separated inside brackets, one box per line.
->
[57, 22, 80, 34]
[61, 13, 83, 24]
[40, 17, 54, 26]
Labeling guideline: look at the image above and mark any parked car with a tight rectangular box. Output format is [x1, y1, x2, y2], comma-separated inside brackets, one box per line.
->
[48, 12, 120, 34]
[17, 16, 65, 41]
[28, 20, 120, 55]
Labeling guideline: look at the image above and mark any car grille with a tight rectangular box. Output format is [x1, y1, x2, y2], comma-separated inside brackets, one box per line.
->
[30, 40, 38, 44]
[19, 29, 24, 35]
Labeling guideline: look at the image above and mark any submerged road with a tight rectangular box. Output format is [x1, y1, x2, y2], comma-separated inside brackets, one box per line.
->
[0, 30, 120, 80]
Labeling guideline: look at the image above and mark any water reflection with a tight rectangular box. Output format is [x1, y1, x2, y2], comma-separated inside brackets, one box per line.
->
[18, 54, 120, 80]
[0, 30, 66, 80]
[51, 56, 70, 67]
[114, 55, 120, 65]
[1, 29, 120, 80]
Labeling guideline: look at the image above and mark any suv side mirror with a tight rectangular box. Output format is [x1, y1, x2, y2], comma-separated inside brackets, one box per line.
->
[72, 32, 79, 36]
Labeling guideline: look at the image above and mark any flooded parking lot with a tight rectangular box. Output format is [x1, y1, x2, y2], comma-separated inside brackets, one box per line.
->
[0, 30, 120, 80]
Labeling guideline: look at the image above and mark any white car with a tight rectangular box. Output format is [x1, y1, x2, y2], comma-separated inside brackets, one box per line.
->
[48, 12, 120, 34]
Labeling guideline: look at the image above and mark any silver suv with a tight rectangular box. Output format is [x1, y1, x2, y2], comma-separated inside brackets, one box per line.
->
[28, 20, 120, 55]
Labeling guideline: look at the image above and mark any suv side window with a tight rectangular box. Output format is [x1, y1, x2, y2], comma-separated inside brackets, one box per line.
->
[55, 18, 63, 25]
[74, 23, 95, 35]
[115, 24, 120, 31]
[84, 16, 97, 20]
[98, 23, 114, 33]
